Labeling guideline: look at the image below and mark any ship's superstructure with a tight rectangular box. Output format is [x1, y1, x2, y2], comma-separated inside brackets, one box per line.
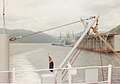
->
[79, 33, 120, 52]
[52, 32, 76, 47]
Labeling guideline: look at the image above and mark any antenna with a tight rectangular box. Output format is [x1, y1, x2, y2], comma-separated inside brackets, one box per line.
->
[2, 0, 6, 34]
[2, 0, 7, 33]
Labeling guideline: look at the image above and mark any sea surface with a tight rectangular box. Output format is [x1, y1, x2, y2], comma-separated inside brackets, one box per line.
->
[10, 43, 120, 83]
[10, 43, 72, 83]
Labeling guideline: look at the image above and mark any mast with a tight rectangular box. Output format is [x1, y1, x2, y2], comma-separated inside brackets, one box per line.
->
[2, 0, 7, 33]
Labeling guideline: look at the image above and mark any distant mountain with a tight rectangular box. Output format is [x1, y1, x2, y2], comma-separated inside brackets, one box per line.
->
[109, 25, 120, 35]
[75, 32, 83, 36]
[0, 29, 56, 43]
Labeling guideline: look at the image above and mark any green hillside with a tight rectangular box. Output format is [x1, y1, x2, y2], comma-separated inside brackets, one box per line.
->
[0, 29, 56, 43]
[109, 25, 120, 35]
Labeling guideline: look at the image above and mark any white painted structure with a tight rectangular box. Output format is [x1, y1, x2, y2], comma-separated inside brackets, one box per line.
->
[114, 35, 120, 51]
[41, 74, 56, 84]
[0, 34, 10, 83]
[85, 69, 98, 83]
[0, 65, 114, 84]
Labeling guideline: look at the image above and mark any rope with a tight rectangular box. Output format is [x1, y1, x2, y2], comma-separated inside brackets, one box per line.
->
[96, 31, 120, 58]
[9, 16, 96, 41]
[104, 51, 120, 66]
[98, 41, 120, 66]
[91, 18, 120, 60]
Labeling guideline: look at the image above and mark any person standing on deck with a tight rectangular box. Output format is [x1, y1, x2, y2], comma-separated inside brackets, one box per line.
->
[48, 55, 54, 72]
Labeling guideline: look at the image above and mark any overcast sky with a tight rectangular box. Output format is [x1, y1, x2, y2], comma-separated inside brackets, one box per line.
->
[0, 0, 120, 36]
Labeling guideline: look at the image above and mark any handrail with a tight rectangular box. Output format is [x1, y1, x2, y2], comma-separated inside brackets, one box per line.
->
[0, 65, 110, 73]
[112, 66, 120, 69]
[0, 65, 114, 84]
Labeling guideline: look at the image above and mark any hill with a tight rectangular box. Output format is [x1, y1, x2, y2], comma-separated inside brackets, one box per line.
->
[0, 29, 56, 43]
[109, 25, 120, 35]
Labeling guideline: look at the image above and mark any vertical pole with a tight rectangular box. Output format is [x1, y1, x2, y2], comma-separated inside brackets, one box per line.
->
[108, 64, 112, 84]
[12, 68, 16, 83]
[3, 0, 7, 34]
[0, 34, 10, 83]
[59, 16, 99, 68]
[68, 70, 72, 84]
[67, 62, 72, 84]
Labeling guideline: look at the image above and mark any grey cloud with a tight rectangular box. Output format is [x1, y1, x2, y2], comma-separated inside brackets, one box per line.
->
[0, 0, 120, 35]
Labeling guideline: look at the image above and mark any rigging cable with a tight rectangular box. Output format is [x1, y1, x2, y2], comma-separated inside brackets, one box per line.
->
[91, 18, 120, 60]
[91, 18, 120, 81]
[9, 16, 96, 41]
[98, 41, 120, 66]
[104, 51, 120, 66]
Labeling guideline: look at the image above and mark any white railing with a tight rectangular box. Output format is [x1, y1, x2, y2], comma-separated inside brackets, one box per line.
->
[0, 64, 120, 84]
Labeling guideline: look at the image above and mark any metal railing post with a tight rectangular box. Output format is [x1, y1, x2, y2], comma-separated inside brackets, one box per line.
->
[0, 65, 115, 84]
[67, 62, 72, 84]
[12, 67, 16, 83]
[68, 68, 72, 84]
[108, 64, 112, 84]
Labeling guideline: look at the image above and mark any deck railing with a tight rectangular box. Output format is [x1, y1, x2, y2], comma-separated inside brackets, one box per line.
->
[0, 64, 120, 84]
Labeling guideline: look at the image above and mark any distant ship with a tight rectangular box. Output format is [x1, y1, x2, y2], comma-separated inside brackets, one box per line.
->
[52, 32, 79, 47]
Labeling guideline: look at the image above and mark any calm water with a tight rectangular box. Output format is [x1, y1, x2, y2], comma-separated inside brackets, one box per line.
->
[10, 43, 72, 82]
[10, 43, 120, 83]
[10, 43, 72, 68]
